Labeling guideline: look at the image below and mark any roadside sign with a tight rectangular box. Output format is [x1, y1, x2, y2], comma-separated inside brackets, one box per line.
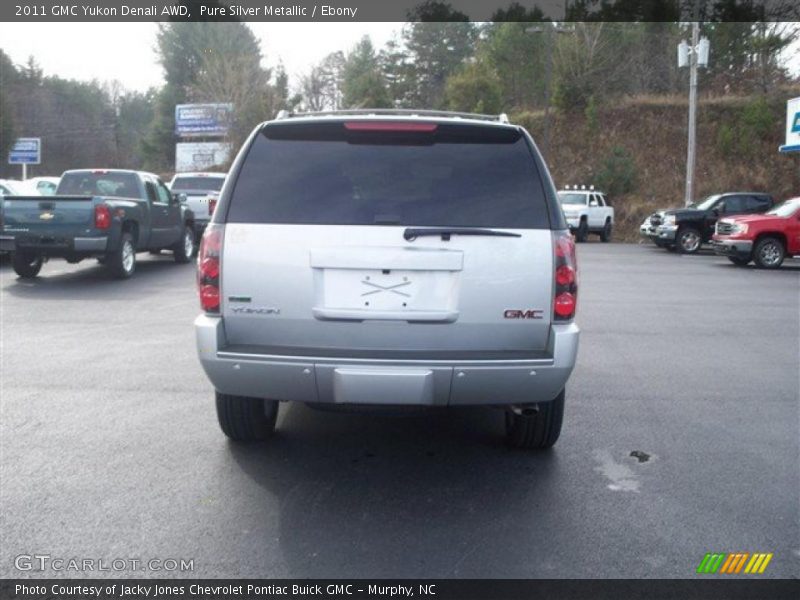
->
[779, 96, 800, 153]
[175, 142, 231, 172]
[8, 137, 41, 164]
[175, 104, 233, 138]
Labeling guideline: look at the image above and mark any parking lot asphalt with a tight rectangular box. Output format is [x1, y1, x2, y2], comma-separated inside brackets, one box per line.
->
[1, 243, 798, 579]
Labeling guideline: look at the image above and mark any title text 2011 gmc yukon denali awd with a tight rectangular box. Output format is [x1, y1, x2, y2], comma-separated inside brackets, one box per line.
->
[194, 110, 580, 449]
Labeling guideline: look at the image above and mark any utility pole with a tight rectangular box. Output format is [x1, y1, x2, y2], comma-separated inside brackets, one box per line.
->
[678, 23, 709, 207]
[685, 22, 699, 207]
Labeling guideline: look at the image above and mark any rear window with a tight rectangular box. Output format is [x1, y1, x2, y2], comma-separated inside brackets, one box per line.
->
[58, 172, 140, 199]
[226, 121, 550, 228]
[171, 176, 225, 192]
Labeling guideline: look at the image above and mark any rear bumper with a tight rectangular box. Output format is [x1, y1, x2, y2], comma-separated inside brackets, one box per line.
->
[195, 315, 579, 406]
[711, 238, 753, 259]
[0, 234, 108, 255]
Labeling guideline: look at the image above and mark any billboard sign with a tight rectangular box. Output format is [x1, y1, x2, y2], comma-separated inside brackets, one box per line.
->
[779, 96, 800, 153]
[175, 103, 233, 138]
[175, 142, 231, 173]
[8, 137, 41, 164]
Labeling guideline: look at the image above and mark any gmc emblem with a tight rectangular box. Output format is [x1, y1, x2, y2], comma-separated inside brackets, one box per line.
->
[504, 309, 544, 319]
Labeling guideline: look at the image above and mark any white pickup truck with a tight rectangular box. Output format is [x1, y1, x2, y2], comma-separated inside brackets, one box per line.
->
[557, 187, 614, 242]
[168, 172, 226, 240]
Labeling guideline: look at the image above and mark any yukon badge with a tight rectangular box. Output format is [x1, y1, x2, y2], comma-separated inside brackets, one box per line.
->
[504, 309, 544, 319]
[39, 212, 55, 221]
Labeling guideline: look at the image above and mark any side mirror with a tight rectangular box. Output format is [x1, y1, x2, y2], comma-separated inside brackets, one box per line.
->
[174, 192, 187, 204]
[589, 199, 598, 207]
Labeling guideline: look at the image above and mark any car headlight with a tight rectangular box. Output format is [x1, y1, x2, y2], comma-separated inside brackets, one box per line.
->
[662, 215, 676, 226]
[731, 223, 748, 234]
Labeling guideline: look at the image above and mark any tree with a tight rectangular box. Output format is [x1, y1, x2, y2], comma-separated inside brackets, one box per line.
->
[144, 20, 286, 170]
[402, 1, 478, 108]
[341, 37, 390, 108]
[444, 61, 502, 114]
[481, 21, 549, 110]
[0, 50, 18, 162]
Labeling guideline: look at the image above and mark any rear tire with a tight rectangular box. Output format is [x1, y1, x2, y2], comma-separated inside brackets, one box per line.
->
[173, 225, 195, 264]
[216, 391, 279, 442]
[727, 256, 750, 266]
[576, 219, 589, 243]
[505, 389, 565, 450]
[599, 219, 612, 243]
[12, 252, 43, 278]
[753, 237, 785, 269]
[106, 232, 136, 279]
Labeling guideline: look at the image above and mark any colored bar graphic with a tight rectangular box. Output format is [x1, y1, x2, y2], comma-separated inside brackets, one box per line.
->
[699, 552, 773, 575]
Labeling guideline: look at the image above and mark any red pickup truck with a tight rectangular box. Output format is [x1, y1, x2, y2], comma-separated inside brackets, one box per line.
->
[712, 197, 800, 268]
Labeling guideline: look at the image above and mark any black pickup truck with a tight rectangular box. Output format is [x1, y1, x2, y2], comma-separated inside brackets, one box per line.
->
[0, 169, 195, 279]
[649, 192, 774, 253]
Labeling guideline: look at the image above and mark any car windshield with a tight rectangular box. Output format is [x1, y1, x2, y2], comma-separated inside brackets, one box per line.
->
[171, 176, 224, 192]
[694, 195, 721, 211]
[558, 193, 587, 205]
[766, 198, 800, 217]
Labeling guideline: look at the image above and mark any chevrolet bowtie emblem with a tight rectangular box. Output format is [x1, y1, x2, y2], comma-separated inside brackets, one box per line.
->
[39, 212, 55, 220]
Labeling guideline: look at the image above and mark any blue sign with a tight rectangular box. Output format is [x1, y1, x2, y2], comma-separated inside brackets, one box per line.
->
[175, 104, 233, 138]
[8, 137, 41, 164]
[791, 111, 800, 133]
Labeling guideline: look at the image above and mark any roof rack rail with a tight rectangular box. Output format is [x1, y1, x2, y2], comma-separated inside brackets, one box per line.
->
[276, 108, 510, 124]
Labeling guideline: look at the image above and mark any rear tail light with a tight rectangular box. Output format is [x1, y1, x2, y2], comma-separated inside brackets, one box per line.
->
[207, 194, 218, 216]
[553, 231, 578, 320]
[197, 224, 224, 313]
[94, 204, 111, 229]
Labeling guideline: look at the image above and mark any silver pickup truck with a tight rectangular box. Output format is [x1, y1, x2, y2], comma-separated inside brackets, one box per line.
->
[194, 110, 580, 449]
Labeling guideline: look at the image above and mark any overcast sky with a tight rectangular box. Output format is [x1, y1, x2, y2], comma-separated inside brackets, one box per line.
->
[0, 22, 798, 94]
[0, 22, 401, 92]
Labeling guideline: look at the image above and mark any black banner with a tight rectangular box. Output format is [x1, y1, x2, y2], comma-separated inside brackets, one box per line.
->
[1, 0, 798, 22]
[2, 579, 800, 600]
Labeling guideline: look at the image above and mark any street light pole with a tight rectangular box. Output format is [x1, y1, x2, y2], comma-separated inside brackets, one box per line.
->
[684, 22, 699, 207]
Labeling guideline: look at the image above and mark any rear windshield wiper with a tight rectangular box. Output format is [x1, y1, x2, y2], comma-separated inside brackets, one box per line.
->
[403, 227, 522, 241]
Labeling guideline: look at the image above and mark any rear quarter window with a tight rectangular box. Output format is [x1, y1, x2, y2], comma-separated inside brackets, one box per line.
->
[226, 121, 551, 229]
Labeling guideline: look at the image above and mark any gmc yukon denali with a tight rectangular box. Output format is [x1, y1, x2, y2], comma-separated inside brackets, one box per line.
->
[194, 110, 580, 449]
[0, 169, 196, 279]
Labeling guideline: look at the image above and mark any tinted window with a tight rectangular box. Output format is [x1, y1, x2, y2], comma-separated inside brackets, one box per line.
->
[558, 193, 587, 205]
[721, 196, 746, 213]
[144, 182, 158, 204]
[227, 122, 550, 228]
[156, 182, 172, 204]
[58, 172, 140, 199]
[745, 195, 771, 212]
[171, 176, 224, 192]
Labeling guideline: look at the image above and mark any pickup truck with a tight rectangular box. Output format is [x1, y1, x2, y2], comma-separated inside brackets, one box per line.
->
[712, 197, 800, 268]
[649, 192, 774, 254]
[0, 169, 196, 279]
[168, 172, 226, 239]
[557, 187, 614, 242]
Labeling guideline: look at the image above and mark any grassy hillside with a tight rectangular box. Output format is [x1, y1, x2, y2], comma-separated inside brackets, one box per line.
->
[514, 88, 800, 240]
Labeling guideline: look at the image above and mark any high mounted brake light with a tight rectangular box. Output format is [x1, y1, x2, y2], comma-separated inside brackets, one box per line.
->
[343, 121, 438, 132]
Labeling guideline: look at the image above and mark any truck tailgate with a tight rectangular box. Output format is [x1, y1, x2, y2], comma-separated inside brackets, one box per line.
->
[2, 196, 96, 235]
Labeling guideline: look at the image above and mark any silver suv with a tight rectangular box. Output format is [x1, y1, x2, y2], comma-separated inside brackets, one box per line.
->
[195, 110, 579, 449]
